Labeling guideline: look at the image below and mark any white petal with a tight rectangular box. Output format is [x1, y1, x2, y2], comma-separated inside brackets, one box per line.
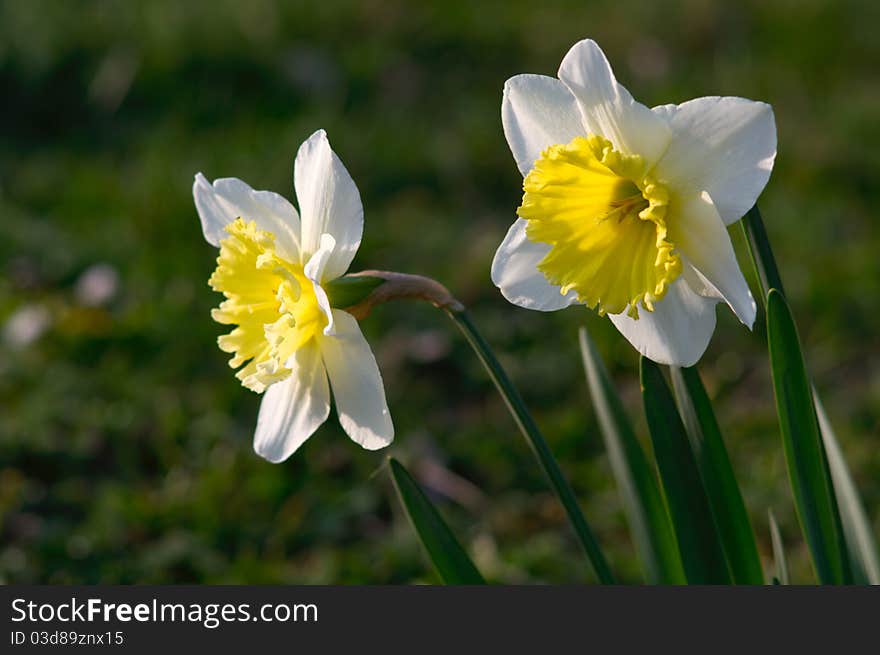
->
[609, 277, 719, 366]
[653, 97, 776, 225]
[294, 129, 363, 280]
[491, 218, 578, 311]
[671, 192, 757, 327]
[502, 74, 586, 176]
[253, 343, 330, 463]
[192, 173, 301, 260]
[557, 39, 671, 166]
[319, 310, 393, 450]
[303, 233, 337, 336]
[680, 259, 724, 300]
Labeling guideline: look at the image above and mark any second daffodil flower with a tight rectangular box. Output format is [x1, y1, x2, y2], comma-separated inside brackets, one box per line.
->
[492, 39, 776, 365]
[193, 130, 393, 462]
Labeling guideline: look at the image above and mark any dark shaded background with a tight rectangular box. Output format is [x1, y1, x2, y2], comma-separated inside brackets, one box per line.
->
[1, 0, 878, 583]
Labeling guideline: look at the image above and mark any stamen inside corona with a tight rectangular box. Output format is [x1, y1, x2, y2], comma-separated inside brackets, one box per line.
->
[518, 134, 681, 318]
[209, 218, 327, 392]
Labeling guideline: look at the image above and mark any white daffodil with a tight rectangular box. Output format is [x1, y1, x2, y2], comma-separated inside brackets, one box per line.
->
[193, 129, 393, 462]
[492, 39, 776, 366]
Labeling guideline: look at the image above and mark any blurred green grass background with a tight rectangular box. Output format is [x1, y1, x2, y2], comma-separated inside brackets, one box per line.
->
[1, 0, 878, 583]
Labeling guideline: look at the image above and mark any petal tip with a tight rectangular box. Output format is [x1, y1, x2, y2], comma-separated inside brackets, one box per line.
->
[343, 421, 394, 451]
[192, 171, 212, 198]
[743, 299, 758, 331]
[306, 128, 329, 146]
[253, 438, 291, 464]
[361, 434, 394, 451]
[559, 38, 605, 69]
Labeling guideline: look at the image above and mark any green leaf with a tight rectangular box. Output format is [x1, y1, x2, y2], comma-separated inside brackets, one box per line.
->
[814, 393, 880, 584]
[325, 275, 384, 309]
[639, 358, 731, 584]
[768, 509, 790, 585]
[766, 289, 850, 584]
[388, 458, 485, 585]
[579, 328, 684, 584]
[669, 366, 763, 584]
[743, 205, 867, 584]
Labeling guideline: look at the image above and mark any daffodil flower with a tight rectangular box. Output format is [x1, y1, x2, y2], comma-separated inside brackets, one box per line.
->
[193, 130, 393, 462]
[492, 39, 776, 365]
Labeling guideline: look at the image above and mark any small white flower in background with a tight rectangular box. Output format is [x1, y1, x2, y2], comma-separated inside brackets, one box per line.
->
[3, 305, 51, 349]
[193, 129, 393, 462]
[75, 263, 119, 307]
[492, 39, 776, 366]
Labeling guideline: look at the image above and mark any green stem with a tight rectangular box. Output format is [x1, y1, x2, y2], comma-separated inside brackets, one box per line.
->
[740, 204, 785, 304]
[445, 308, 615, 584]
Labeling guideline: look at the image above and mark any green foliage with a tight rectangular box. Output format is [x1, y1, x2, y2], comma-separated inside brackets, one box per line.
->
[742, 206, 785, 298]
[815, 395, 880, 584]
[640, 359, 730, 584]
[388, 458, 485, 584]
[669, 366, 763, 584]
[744, 205, 875, 585]
[449, 312, 615, 583]
[766, 289, 850, 583]
[579, 328, 683, 584]
[768, 510, 790, 585]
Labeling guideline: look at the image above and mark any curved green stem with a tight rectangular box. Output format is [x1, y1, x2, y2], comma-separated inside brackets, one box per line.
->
[445, 308, 615, 584]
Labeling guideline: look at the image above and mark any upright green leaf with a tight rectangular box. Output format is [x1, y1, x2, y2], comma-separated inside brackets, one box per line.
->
[579, 328, 684, 584]
[744, 206, 868, 584]
[768, 509, 790, 585]
[640, 358, 731, 584]
[388, 458, 485, 585]
[766, 289, 850, 584]
[814, 394, 880, 584]
[669, 366, 763, 584]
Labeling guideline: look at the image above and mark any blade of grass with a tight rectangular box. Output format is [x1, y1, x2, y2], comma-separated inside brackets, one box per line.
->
[815, 393, 880, 584]
[766, 289, 850, 583]
[640, 358, 731, 584]
[768, 509, 790, 585]
[669, 366, 763, 584]
[388, 457, 485, 585]
[579, 328, 684, 584]
[446, 309, 615, 583]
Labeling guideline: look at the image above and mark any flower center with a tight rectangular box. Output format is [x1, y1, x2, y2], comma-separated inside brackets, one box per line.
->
[209, 218, 328, 393]
[518, 134, 681, 318]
